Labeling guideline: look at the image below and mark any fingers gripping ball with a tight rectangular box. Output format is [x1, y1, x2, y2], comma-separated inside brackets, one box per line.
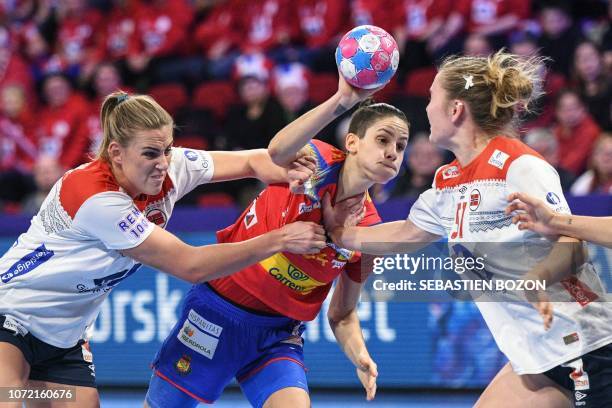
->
[335, 25, 400, 89]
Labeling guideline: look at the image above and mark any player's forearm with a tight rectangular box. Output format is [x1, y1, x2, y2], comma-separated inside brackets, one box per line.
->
[247, 149, 288, 184]
[330, 221, 424, 254]
[268, 92, 355, 166]
[551, 214, 612, 248]
[181, 231, 283, 283]
[525, 236, 584, 285]
[328, 309, 369, 367]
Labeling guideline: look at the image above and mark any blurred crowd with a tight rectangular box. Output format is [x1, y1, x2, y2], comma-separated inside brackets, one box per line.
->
[0, 0, 610, 213]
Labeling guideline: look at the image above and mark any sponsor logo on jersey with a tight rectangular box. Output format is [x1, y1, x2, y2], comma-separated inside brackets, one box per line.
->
[442, 165, 460, 179]
[563, 332, 580, 345]
[2, 316, 28, 336]
[469, 189, 481, 211]
[175, 354, 192, 375]
[184, 150, 198, 161]
[177, 320, 218, 359]
[117, 207, 150, 240]
[1, 244, 55, 283]
[331, 259, 347, 269]
[546, 192, 561, 205]
[146, 208, 167, 228]
[187, 309, 223, 337]
[260, 253, 326, 293]
[76, 263, 141, 293]
[561, 276, 599, 306]
[298, 201, 321, 214]
[487, 149, 510, 169]
[303, 253, 328, 267]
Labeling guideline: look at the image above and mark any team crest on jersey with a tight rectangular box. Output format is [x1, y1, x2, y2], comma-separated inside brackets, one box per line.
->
[146, 208, 167, 228]
[442, 165, 460, 179]
[244, 200, 258, 229]
[175, 354, 192, 375]
[487, 149, 510, 170]
[469, 189, 481, 211]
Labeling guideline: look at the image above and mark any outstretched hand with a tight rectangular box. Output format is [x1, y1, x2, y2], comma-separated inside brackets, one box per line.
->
[506, 192, 558, 237]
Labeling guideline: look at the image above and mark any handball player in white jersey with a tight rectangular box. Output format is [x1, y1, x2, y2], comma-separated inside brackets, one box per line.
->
[324, 51, 611, 407]
[0, 91, 325, 407]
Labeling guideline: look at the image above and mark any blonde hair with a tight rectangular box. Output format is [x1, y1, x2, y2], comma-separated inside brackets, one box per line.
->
[438, 50, 546, 136]
[97, 91, 174, 161]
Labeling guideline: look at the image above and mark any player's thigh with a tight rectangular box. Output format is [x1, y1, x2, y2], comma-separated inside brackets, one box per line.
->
[25, 380, 99, 408]
[0, 342, 31, 408]
[263, 387, 310, 408]
[0, 342, 30, 385]
[475, 362, 571, 408]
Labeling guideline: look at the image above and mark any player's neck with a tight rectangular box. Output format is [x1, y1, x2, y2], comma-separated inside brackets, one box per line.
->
[450, 128, 492, 168]
[336, 159, 370, 202]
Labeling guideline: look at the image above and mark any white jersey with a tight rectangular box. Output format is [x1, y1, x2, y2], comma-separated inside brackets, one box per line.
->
[409, 136, 612, 374]
[0, 148, 214, 348]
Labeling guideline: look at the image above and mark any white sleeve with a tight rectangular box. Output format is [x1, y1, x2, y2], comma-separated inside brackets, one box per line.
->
[168, 147, 215, 200]
[408, 188, 447, 236]
[506, 155, 571, 215]
[73, 192, 155, 250]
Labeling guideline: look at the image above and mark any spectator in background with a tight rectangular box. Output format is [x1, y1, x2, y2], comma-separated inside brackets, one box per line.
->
[572, 40, 612, 131]
[226, 54, 286, 150]
[95, 0, 140, 68]
[0, 25, 35, 103]
[392, 0, 451, 74]
[127, 0, 199, 88]
[570, 133, 612, 196]
[553, 89, 601, 176]
[434, 0, 531, 58]
[194, 0, 241, 79]
[273, 62, 313, 121]
[537, 1, 583, 77]
[225, 53, 287, 204]
[21, 155, 64, 214]
[348, 0, 392, 32]
[84, 62, 126, 158]
[54, 0, 103, 82]
[0, 84, 37, 205]
[523, 127, 575, 191]
[510, 31, 566, 131]
[463, 33, 493, 57]
[602, 0, 612, 73]
[236, 0, 297, 63]
[37, 73, 91, 170]
[292, 0, 346, 72]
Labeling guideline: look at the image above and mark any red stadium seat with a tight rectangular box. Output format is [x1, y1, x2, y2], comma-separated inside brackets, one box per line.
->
[375, 77, 400, 103]
[192, 81, 237, 119]
[148, 83, 189, 116]
[404, 67, 437, 98]
[308, 73, 337, 104]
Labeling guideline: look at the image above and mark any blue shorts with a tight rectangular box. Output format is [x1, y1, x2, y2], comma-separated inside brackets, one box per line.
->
[147, 284, 307, 407]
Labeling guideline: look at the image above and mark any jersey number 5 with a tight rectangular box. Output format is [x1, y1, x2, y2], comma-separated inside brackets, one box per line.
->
[450, 202, 467, 239]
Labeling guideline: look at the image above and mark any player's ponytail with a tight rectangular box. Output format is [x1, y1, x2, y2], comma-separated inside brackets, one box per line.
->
[438, 50, 546, 137]
[97, 91, 174, 161]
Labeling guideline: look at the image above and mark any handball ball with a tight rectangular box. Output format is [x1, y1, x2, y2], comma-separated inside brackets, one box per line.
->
[335, 25, 400, 89]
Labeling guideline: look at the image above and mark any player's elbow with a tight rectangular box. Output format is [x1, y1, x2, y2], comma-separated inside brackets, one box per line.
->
[267, 143, 289, 167]
[327, 306, 353, 327]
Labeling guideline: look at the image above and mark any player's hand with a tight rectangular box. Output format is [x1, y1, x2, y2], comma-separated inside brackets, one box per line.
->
[355, 352, 378, 401]
[337, 74, 384, 108]
[522, 271, 553, 330]
[279, 221, 326, 254]
[322, 192, 366, 230]
[506, 192, 559, 237]
[288, 153, 316, 195]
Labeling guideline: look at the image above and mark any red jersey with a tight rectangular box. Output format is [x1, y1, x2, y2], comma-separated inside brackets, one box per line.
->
[454, 0, 530, 33]
[295, 0, 346, 48]
[212, 140, 381, 321]
[393, 0, 451, 40]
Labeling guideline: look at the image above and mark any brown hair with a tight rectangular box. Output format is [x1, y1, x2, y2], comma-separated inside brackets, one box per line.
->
[348, 100, 409, 138]
[438, 50, 546, 136]
[97, 91, 174, 161]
